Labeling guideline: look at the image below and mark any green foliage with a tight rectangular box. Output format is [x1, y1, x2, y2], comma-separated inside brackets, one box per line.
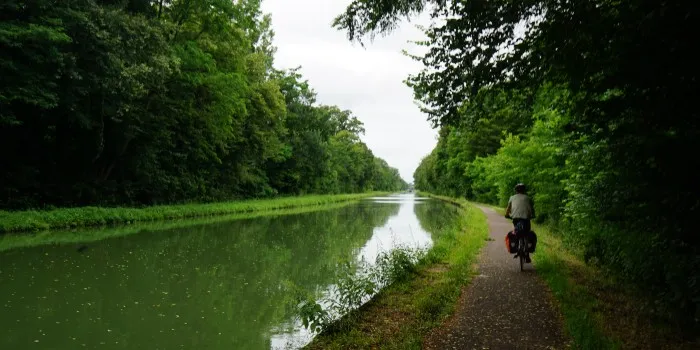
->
[374, 245, 424, 285]
[0, 0, 406, 209]
[533, 225, 620, 349]
[298, 244, 426, 335]
[0, 193, 384, 234]
[338, 0, 700, 335]
[414, 82, 700, 335]
[0, 200, 362, 253]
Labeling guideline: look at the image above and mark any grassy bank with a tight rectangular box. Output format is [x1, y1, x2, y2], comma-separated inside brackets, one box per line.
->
[532, 223, 698, 349]
[531, 224, 620, 349]
[0, 201, 358, 253]
[0, 193, 384, 234]
[307, 197, 488, 349]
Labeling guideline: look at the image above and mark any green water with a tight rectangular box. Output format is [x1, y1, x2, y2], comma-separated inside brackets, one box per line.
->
[0, 194, 460, 349]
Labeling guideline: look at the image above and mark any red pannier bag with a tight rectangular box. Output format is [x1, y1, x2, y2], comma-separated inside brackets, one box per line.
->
[504, 231, 518, 253]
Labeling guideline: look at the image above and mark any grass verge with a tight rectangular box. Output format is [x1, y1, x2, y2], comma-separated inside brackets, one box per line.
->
[532, 223, 698, 350]
[306, 197, 488, 349]
[0, 200, 356, 253]
[532, 224, 620, 349]
[0, 193, 385, 234]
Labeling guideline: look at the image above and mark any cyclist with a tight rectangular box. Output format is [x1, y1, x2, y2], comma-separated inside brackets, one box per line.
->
[505, 183, 535, 263]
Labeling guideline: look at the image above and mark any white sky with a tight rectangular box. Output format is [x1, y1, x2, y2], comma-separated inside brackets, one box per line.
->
[260, 0, 437, 183]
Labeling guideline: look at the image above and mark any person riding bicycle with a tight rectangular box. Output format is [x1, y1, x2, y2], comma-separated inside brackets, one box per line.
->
[505, 183, 535, 263]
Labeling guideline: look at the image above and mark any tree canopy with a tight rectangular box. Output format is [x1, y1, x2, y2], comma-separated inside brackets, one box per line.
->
[0, 0, 407, 209]
[336, 0, 700, 334]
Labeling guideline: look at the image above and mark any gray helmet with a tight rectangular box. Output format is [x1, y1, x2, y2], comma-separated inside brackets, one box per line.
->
[514, 183, 526, 193]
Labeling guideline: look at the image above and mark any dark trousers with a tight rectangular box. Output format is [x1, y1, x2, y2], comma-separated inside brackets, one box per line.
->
[512, 218, 531, 235]
[512, 218, 532, 256]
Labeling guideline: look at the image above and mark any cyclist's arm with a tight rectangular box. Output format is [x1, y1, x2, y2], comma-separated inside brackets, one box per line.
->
[530, 197, 536, 219]
[505, 198, 512, 218]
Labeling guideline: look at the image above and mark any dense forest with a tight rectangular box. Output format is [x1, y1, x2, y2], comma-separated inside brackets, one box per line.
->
[0, 0, 406, 210]
[335, 0, 699, 333]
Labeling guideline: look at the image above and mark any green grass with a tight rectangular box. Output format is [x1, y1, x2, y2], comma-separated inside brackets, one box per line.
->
[0, 201, 357, 253]
[306, 196, 489, 349]
[531, 224, 620, 349]
[532, 223, 698, 350]
[0, 193, 385, 234]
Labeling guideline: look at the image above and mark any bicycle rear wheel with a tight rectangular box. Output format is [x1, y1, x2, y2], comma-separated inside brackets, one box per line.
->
[519, 237, 525, 271]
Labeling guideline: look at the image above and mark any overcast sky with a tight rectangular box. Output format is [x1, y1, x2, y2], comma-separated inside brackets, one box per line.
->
[260, 0, 436, 183]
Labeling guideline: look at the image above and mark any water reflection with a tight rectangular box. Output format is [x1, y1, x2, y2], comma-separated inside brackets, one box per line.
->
[0, 194, 458, 349]
[269, 194, 456, 348]
[356, 195, 432, 265]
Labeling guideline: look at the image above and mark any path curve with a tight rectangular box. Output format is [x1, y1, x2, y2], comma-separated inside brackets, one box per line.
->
[424, 206, 571, 349]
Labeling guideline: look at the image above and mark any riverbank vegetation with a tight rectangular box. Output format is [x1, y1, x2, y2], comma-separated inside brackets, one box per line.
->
[0, 193, 381, 234]
[0, 199, 366, 253]
[333, 0, 699, 343]
[306, 199, 488, 349]
[0, 0, 405, 211]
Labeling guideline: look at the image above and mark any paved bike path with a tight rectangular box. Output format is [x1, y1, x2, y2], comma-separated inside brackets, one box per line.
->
[424, 206, 571, 349]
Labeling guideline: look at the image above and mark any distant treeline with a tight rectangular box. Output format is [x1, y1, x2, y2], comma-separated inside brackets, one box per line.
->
[0, 0, 406, 209]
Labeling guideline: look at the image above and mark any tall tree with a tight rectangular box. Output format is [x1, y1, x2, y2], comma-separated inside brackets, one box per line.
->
[343, 0, 700, 330]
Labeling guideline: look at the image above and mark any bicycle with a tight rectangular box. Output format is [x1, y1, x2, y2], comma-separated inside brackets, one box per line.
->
[516, 223, 529, 271]
[507, 217, 531, 271]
